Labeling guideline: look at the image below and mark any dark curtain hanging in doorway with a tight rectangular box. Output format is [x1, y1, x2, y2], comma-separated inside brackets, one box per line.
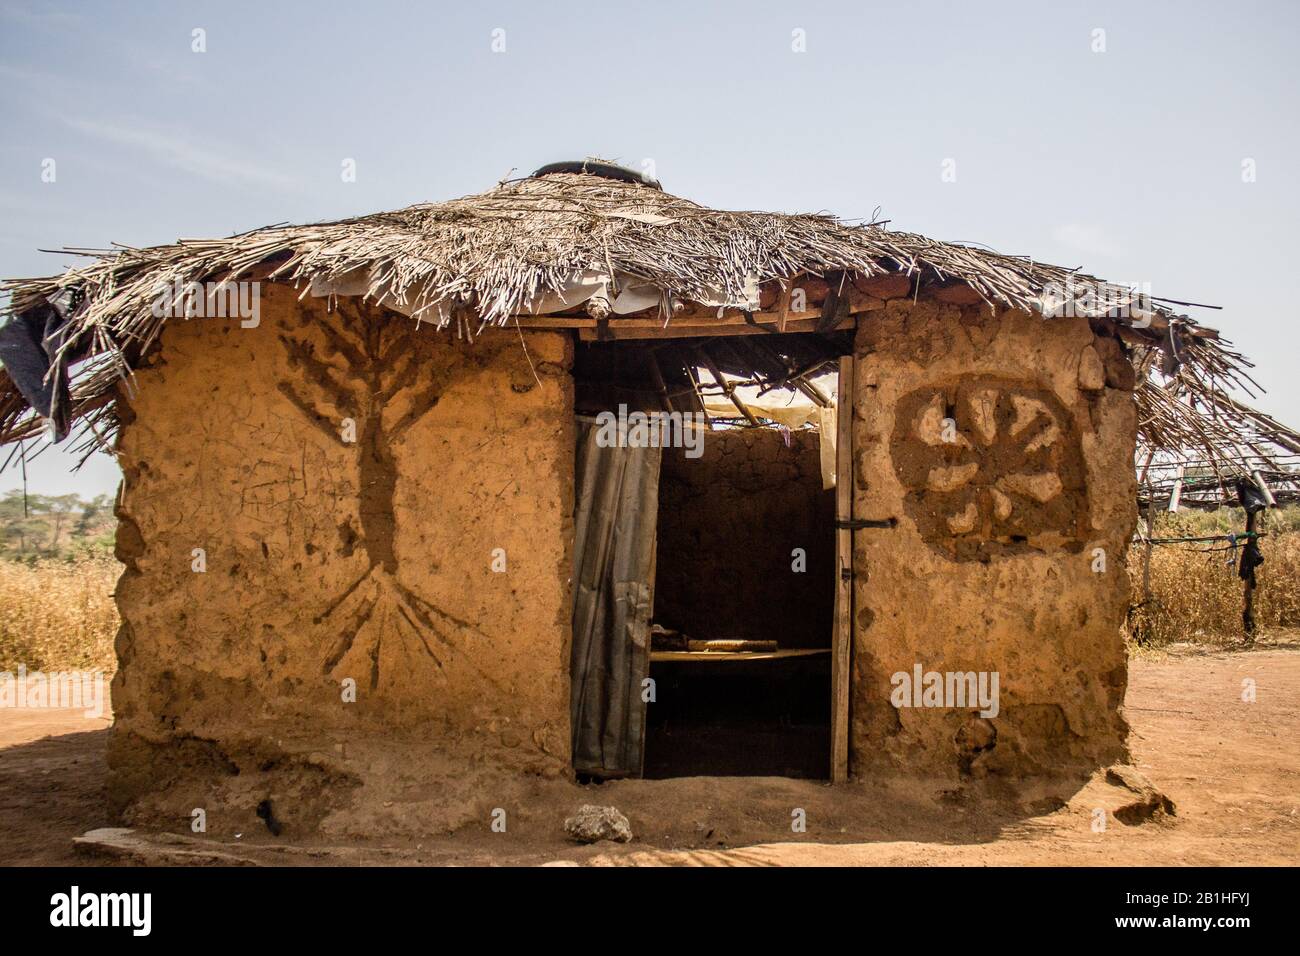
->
[570, 419, 661, 777]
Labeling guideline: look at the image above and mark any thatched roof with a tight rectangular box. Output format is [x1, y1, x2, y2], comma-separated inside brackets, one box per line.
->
[2, 163, 1297, 493]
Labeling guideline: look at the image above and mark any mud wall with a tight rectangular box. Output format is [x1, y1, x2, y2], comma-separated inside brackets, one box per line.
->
[109, 285, 574, 822]
[850, 300, 1136, 780]
[654, 428, 835, 648]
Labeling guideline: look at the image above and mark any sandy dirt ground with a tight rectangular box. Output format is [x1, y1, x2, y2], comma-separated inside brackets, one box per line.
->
[2, 634, 1296, 867]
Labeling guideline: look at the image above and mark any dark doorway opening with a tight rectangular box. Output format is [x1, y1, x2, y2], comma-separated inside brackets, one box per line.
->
[645, 425, 835, 778]
[570, 335, 845, 781]
[644, 654, 831, 778]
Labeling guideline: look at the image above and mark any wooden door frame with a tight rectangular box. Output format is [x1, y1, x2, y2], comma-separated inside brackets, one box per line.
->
[830, 355, 853, 782]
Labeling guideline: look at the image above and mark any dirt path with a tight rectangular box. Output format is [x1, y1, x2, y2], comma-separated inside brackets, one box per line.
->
[2, 635, 1297, 866]
[0, 707, 113, 866]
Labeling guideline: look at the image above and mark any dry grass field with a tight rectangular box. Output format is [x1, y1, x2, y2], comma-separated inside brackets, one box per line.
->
[0, 555, 118, 673]
[1127, 519, 1300, 648]
[0, 526, 1295, 677]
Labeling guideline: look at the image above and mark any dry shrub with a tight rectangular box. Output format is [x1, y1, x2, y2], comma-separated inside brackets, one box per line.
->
[1127, 520, 1300, 646]
[0, 555, 119, 673]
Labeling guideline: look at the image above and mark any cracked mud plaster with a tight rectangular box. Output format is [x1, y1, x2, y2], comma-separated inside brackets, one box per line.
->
[109, 285, 575, 817]
[851, 300, 1136, 781]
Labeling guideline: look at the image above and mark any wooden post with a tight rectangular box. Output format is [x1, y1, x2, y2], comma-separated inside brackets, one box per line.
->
[830, 355, 854, 783]
[684, 365, 712, 427]
[1136, 449, 1156, 632]
[646, 352, 676, 413]
[776, 279, 794, 333]
[1140, 499, 1155, 608]
[1168, 463, 1185, 513]
[1242, 508, 1258, 642]
[695, 346, 761, 426]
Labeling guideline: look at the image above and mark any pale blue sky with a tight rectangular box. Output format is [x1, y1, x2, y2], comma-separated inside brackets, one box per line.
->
[2, 0, 1297, 497]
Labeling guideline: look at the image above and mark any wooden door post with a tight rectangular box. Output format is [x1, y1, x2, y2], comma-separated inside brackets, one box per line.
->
[831, 356, 854, 783]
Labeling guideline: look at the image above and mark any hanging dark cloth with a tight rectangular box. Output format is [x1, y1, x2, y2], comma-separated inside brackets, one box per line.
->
[1236, 477, 1269, 515]
[569, 419, 661, 778]
[1235, 478, 1266, 586]
[1238, 536, 1264, 586]
[0, 289, 81, 442]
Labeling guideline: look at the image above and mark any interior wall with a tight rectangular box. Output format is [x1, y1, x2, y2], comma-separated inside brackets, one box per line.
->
[109, 285, 575, 821]
[654, 427, 835, 648]
[850, 299, 1136, 780]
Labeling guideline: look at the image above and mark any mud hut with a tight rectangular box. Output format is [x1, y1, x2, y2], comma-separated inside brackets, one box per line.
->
[2, 160, 1295, 825]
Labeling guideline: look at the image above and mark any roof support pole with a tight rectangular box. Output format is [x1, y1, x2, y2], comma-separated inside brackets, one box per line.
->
[695, 345, 760, 427]
[1242, 507, 1259, 644]
[646, 352, 676, 414]
[1168, 463, 1185, 513]
[830, 355, 854, 783]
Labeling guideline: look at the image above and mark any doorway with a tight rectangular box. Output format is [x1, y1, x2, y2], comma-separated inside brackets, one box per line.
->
[568, 335, 851, 781]
[645, 425, 835, 778]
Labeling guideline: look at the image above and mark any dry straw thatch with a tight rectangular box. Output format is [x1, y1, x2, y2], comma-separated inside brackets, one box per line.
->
[2, 166, 1297, 480]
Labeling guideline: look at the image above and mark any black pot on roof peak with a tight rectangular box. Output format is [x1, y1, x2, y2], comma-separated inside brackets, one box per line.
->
[531, 159, 661, 190]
